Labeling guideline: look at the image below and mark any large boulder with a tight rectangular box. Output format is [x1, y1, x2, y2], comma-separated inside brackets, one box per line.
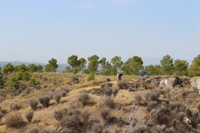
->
[159, 77, 181, 89]
[145, 77, 162, 87]
[190, 78, 200, 94]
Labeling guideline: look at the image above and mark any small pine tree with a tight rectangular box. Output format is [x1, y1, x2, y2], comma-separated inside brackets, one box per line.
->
[29, 77, 36, 85]
[6, 76, 19, 89]
[87, 72, 95, 81]
[17, 72, 23, 80]
[0, 75, 4, 87]
[22, 71, 30, 81]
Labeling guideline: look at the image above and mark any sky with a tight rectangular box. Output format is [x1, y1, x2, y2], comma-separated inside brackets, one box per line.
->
[0, 0, 200, 65]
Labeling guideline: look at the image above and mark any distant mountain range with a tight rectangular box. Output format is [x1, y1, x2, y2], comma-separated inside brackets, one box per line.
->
[0, 61, 67, 72]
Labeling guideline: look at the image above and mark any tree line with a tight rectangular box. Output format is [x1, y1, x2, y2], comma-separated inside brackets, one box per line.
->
[0, 54, 200, 77]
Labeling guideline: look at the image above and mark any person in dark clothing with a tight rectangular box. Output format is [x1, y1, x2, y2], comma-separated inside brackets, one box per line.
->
[117, 73, 123, 81]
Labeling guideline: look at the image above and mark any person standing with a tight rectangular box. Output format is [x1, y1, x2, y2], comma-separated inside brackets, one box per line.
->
[117, 68, 123, 81]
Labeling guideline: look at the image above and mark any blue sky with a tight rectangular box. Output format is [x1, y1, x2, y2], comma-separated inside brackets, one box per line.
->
[0, 0, 199, 65]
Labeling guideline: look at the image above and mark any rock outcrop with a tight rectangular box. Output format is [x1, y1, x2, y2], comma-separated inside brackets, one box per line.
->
[190, 78, 200, 94]
[159, 77, 181, 89]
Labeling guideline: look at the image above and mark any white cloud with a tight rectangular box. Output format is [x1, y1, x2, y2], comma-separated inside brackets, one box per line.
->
[110, 0, 138, 4]
[73, 3, 96, 9]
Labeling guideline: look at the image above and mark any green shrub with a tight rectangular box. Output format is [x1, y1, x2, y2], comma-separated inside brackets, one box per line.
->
[0, 75, 4, 87]
[29, 77, 36, 85]
[17, 72, 23, 80]
[6, 76, 19, 89]
[22, 71, 30, 81]
[87, 72, 95, 81]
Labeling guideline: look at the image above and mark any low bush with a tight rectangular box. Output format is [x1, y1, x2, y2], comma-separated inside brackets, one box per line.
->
[100, 83, 106, 89]
[26, 111, 34, 123]
[81, 109, 90, 122]
[38, 95, 51, 108]
[10, 102, 23, 111]
[92, 123, 104, 133]
[102, 87, 112, 96]
[29, 99, 38, 110]
[77, 93, 90, 106]
[29, 127, 39, 133]
[54, 93, 61, 104]
[40, 129, 49, 133]
[131, 124, 151, 133]
[112, 88, 119, 97]
[62, 128, 73, 133]
[106, 78, 111, 82]
[118, 80, 129, 89]
[5, 113, 25, 128]
[59, 112, 82, 132]
[150, 107, 170, 125]
[169, 102, 185, 112]
[134, 95, 142, 104]
[60, 91, 67, 97]
[100, 108, 110, 120]
[146, 90, 160, 101]
[147, 101, 157, 111]
[103, 97, 114, 108]
[54, 108, 68, 121]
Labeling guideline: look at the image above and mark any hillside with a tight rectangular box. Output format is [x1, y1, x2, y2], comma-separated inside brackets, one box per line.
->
[0, 73, 200, 133]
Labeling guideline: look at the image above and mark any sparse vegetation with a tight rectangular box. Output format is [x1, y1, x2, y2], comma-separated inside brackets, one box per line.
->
[0, 70, 200, 133]
[5, 113, 25, 128]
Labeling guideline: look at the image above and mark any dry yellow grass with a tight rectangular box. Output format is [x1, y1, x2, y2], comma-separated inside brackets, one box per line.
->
[0, 73, 199, 132]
